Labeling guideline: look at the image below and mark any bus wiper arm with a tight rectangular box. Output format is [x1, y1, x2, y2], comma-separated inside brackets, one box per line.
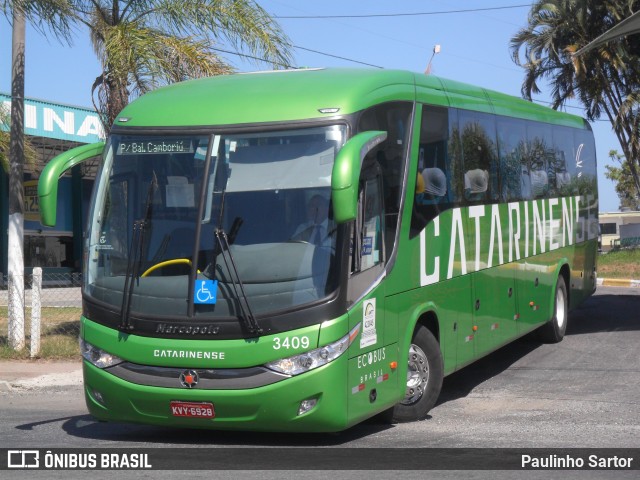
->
[120, 172, 157, 331]
[120, 220, 143, 331]
[214, 218, 262, 335]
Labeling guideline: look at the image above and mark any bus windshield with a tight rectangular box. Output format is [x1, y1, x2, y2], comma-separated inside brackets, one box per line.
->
[85, 125, 347, 320]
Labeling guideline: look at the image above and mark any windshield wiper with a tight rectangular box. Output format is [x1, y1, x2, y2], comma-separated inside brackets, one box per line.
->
[203, 156, 262, 335]
[214, 217, 262, 335]
[120, 171, 157, 331]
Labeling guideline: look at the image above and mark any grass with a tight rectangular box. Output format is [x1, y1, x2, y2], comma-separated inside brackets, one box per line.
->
[0, 306, 81, 360]
[598, 248, 640, 280]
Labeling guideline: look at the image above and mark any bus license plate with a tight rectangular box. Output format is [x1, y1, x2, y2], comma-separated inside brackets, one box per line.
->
[170, 401, 215, 419]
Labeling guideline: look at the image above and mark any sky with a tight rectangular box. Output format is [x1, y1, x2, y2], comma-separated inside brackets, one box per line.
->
[0, 0, 625, 212]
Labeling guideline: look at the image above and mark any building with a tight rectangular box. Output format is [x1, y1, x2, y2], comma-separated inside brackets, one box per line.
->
[599, 210, 640, 252]
[0, 93, 104, 282]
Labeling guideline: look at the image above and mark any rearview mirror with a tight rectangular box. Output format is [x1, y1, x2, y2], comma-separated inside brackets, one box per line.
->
[331, 131, 387, 223]
[38, 142, 105, 226]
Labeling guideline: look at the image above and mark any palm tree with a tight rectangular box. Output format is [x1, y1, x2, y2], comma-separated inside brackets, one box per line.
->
[510, 0, 640, 199]
[1, 0, 76, 178]
[1, 0, 74, 36]
[67, 0, 293, 132]
[0, 106, 39, 173]
[605, 150, 640, 210]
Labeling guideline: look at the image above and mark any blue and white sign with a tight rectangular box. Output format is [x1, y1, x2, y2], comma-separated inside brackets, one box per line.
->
[362, 236, 373, 255]
[194, 279, 218, 305]
[1, 93, 105, 143]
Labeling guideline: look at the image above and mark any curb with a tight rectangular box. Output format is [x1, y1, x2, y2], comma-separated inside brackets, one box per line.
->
[597, 278, 640, 287]
[0, 361, 82, 392]
[0, 370, 83, 391]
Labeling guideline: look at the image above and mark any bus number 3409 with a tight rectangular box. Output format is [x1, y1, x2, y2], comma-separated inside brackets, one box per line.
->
[273, 336, 310, 350]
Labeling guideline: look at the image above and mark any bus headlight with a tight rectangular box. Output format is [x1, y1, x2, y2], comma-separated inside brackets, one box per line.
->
[265, 324, 360, 376]
[79, 338, 123, 369]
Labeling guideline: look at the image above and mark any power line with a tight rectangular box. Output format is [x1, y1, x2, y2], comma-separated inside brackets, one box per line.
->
[206, 47, 615, 124]
[213, 43, 383, 70]
[216, 47, 613, 122]
[211, 47, 296, 69]
[275, 4, 532, 19]
[293, 45, 383, 68]
[533, 98, 614, 122]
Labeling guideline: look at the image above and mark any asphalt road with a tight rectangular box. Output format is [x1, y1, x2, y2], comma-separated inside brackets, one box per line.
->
[1, 286, 639, 479]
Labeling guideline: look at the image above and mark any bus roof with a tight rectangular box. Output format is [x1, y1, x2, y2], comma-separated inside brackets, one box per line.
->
[114, 68, 587, 130]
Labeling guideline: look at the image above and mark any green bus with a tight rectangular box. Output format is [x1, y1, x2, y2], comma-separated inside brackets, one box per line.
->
[38, 68, 598, 432]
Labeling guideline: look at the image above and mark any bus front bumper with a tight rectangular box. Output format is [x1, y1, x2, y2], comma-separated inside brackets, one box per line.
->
[82, 356, 351, 432]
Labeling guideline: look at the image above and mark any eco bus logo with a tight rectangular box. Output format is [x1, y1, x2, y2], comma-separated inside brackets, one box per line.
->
[7, 450, 39, 468]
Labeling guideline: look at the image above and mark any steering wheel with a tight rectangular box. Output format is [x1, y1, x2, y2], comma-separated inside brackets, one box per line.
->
[141, 258, 196, 277]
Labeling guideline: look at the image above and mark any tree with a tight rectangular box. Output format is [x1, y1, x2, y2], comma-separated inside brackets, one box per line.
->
[2, 0, 73, 350]
[510, 0, 640, 203]
[605, 149, 640, 210]
[8, 2, 26, 351]
[67, 0, 293, 132]
[0, 103, 38, 173]
[1, 0, 73, 37]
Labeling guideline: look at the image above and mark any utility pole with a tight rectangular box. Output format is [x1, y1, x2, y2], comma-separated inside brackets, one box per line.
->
[8, 3, 26, 350]
[425, 44, 441, 75]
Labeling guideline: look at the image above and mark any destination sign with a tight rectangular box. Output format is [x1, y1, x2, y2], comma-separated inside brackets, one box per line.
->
[117, 139, 194, 155]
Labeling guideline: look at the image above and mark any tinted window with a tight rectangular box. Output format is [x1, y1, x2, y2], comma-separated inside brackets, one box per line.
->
[357, 102, 412, 254]
[459, 111, 498, 203]
[552, 126, 576, 196]
[526, 123, 553, 199]
[411, 105, 458, 236]
[496, 117, 527, 201]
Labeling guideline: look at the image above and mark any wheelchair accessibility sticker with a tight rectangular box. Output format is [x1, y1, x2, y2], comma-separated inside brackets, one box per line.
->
[194, 279, 218, 304]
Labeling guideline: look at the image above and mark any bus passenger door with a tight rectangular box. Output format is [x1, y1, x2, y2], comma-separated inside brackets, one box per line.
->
[347, 160, 398, 423]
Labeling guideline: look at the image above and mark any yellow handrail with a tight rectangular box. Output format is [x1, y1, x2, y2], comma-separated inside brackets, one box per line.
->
[141, 258, 196, 277]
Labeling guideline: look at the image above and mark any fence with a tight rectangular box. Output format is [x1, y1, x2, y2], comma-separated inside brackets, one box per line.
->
[611, 236, 640, 250]
[0, 269, 82, 358]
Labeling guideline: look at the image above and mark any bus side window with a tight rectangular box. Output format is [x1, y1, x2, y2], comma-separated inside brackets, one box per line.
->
[497, 118, 527, 201]
[360, 176, 384, 271]
[411, 105, 452, 237]
[352, 161, 384, 274]
[526, 122, 553, 199]
[357, 101, 412, 256]
[552, 126, 576, 196]
[459, 110, 498, 203]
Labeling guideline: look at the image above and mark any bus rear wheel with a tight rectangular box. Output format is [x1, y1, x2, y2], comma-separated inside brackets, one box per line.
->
[538, 275, 568, 343]
[389, 325, 443, 422]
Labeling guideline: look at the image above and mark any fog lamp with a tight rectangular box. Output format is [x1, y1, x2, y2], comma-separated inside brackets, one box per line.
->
[92, 389, 105, 405]
[298, 398, 318, 416]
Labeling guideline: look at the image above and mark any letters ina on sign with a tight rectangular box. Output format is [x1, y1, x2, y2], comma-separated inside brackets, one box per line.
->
[1, 94, 105, 143]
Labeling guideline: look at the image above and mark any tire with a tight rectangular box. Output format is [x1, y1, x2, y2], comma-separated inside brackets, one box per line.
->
[389, 326, 443, 423]
[538, 275, 568, 343]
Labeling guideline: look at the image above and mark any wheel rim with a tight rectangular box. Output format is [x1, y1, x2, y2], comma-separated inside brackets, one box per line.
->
[401, 343, 430, 405]
[556, 287, 566, 329]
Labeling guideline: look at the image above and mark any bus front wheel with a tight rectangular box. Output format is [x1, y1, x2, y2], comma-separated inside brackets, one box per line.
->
[390, 325, 443, 422]
[538, 275, 568, 343]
